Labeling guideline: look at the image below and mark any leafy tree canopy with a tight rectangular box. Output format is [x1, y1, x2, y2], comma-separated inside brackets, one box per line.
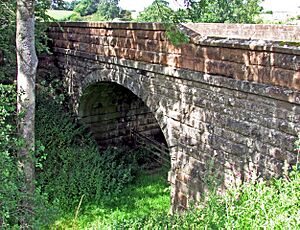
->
[136, 0, 176, 22]
[51, 0, 66, 10]
[186, 0, 263, 23]
[74, 0, 98, 16]
[74, 0, 121, 18]
[97, 0, 121, 20]
[137, 0, 263, 23]
[0, 0, 51, 83]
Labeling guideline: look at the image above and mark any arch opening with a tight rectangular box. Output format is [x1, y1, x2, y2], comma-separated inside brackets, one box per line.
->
[79, 82, 169, 169]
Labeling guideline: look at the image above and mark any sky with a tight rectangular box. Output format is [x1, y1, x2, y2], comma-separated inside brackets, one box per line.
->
[118, 0, 300, 12]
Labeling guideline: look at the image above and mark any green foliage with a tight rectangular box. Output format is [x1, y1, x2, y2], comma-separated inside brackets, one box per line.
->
[74, 0, 98, 16]
[119, 9, 132, 21]
[263, 10, 273, 14]
[0, 0, 52, 83]
[51, 0, 68, 10]
[35, 0, 53, 54]
[295, 133, 300, 166]
[137, 0, 262, 24]
[51, 170, 170, 228]
[0, 1, 16, 82]
[49, 132, 300, 229]
[136, 0, 176, 22]
[223, 168, 300, 229]
[66, 0, 80, 11]
[111, 167, 300, 229]
[97, 0, 121, 20]
[185, 0, 263, 23]
[73, 0, 121, 19]
[165, 23, 190, 46]
[136, 0, 189, 46]
[65, 12, 83, 21]
[0, 84, 18, 227]
[0, 84, 56, 228]
[35, 82, 140, 209]
[295, 133, 300, 153]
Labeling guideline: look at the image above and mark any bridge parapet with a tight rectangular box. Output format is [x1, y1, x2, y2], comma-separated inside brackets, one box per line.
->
[184, 23, 300, 42]
[49, 22, 300, 94]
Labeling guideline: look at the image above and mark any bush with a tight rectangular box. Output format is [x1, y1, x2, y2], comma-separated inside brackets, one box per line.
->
[0, 84, 56, 228]
[0, 84, 19, 227]
[36, 84, 140, 209]
[0, 1, 16, 82]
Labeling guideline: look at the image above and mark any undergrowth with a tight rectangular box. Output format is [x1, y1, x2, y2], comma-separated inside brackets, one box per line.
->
[110, 166, 300, 230]
[48, 164, 300, 229]
[0, 84, 55, 228]
[52, 169, 170, 229]
[36, 84, 143, 210]
[0, 84, 19, 227]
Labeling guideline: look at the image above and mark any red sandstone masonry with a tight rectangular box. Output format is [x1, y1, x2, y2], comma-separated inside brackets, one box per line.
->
[183, 23, 300, 41]
[51, 46, 299, 210]
[48, 22, 300, 91]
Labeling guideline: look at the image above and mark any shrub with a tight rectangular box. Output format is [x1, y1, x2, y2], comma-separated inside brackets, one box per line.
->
[224, 166, 300, 229]
[0, 84, 19, 227]
[36, 84, 140, 209]
[0, 84, 58, 228]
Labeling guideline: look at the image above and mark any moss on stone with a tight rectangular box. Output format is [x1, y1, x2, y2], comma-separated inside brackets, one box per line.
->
[278, 41, 300, 47]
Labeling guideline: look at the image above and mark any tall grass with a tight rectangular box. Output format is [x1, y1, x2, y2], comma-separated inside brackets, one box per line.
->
[47, 164, 300, 229]
[50, 169, 170, 229]
[111, 167, 300, 230]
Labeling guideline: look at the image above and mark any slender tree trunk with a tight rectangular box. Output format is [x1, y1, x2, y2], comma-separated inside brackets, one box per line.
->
[16, 0, 38, 226]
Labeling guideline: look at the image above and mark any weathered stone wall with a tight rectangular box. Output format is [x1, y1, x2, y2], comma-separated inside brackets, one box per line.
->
[183, 23, 300, 41]
[48, 22, 300, 212]
[49, 22, 300, 92]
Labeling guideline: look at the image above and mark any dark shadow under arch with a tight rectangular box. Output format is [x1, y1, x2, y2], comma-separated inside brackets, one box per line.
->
[79, 82, 168, 151]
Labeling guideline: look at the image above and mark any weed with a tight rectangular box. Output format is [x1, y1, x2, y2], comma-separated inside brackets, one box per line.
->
[51, 169, 170, 229]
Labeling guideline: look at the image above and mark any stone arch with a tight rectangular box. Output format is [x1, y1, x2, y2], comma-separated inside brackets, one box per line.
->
[77, 68, 171, 150]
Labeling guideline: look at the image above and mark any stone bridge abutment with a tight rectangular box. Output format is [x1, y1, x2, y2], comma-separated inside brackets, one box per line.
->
[48, 22, 300, 211]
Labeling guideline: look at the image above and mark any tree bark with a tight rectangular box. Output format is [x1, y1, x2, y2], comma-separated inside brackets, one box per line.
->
[16, 0, 38, 226]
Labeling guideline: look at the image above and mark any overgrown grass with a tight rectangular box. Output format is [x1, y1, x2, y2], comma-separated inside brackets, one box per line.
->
[110, 167, 300, 230]
[50, 169, 170, 229]
[46, 10, 74, 20]
[35, 78, 171, 229]
[47, 164, 300, 229]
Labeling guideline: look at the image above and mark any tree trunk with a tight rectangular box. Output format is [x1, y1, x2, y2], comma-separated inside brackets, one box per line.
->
[16, 0, 38, 226]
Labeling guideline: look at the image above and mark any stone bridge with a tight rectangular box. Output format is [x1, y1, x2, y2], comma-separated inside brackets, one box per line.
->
[48, 22, 300, 212]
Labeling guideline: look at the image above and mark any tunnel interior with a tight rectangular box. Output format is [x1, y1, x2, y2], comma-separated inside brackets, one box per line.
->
[79, 82, 168, 158]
